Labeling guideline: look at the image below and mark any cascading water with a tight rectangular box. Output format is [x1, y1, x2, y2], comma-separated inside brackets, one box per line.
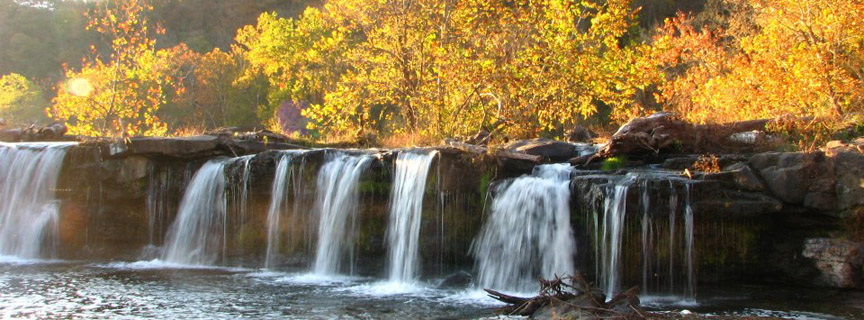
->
[312, 153, 373, 275]
[161, 159, 229, 265]
[594, 174, 698, 301]
[598, 174, 635, 299]
[265, 151, 305, 269]
[684, 183, 696, 299]
[229, 155, 254, 231]
[386, 150, 438, 283]
[0, 142, 75, 259]
[472, 164, 576, 292]
[146, 167, 172, 247]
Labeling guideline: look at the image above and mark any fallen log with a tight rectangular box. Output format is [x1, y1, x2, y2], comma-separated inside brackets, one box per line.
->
[595, 113, 786, 161]
[484, 289, 530, 305]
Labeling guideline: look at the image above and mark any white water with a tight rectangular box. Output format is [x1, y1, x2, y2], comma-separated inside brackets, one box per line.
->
[387, 150, 438, 283]
[265, 151, 304, 269]
[162, 160, 229, 265]
[599, 175, 634, 299]
[472, 164, 576, 292]
[312, 153, 373, 275]
[0, 142, 75, 259]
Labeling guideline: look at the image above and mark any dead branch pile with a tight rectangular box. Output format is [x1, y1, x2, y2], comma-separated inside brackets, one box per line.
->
[485, 273, 648, 319]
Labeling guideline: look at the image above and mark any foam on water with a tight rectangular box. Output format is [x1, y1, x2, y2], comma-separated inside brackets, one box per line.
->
[94, 259, 250, 272]
[639, 295, 699, 308]
[0, 255, 65, 265]
[339, 281, 434, 297]
[270, 272, 365, 286]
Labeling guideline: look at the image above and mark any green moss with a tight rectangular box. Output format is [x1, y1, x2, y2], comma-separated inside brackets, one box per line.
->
[479, 170, 491, 198]
[236, 222, 264, 251]
[358, 180, 391, 195]
[601, 157, 625, 171]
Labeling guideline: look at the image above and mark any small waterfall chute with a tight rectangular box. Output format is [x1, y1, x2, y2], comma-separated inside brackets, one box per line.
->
[386, 150, 438, 283]
[598, 174, 635, 299]
[312, 152, 373, 275]
[162, 159, 231, 266]
[472, 163, 576, 293]
[0, 142, 75, 259]
[593, 173, 698, 301]
[264, 150, 305, 269]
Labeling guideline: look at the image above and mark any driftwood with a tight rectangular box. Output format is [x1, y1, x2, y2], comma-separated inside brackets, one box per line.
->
[485, 273, 647, 319]
[445, 139, 541, 163]
[595, 112, 781, 161]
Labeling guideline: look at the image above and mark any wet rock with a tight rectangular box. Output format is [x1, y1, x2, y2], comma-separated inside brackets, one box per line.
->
[802, 238, 864, 288]
[691, 189, 783, 217]
[605, 293, 643, 317]
[437, 270, 473, 288]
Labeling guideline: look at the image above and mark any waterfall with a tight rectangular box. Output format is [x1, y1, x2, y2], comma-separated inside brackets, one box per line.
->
[0, 142, 75, 259]
[146, 167, 171, 246]
[386, 150, 438, 283]
[229, 155, 254, 231]
[598, 175, 634, 299]
[312, 153, 373, 275]
[162, 159, 230, 265]
[472, 164, 576, 292]
[641, 180, 653, 295]
[684, 183, 696, 299]
[265, 151, 304, 269]
[668, 180, 678, 292]
[596, 175, 698, 300]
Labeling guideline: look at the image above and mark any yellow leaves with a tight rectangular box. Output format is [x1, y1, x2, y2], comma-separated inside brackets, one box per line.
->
[655, 0, 864, 125]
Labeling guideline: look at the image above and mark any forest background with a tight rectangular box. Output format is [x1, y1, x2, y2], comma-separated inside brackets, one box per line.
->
[0, 0, 861, 149]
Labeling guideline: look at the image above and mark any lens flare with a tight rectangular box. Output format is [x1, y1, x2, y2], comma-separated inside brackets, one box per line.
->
[65, 78, 93, 97]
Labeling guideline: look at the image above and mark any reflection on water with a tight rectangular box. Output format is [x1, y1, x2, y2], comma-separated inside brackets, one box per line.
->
[1, 260, 863, 319]
[0, 261, 495, 319]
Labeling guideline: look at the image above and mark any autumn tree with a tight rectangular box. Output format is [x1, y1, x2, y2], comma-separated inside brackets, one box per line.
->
[238, 0, 656, 141]
[51, 0, 173, 137]
[158, 44, 266, 131]
[653, 0, 864, 126]
[0, 73, 49, 124]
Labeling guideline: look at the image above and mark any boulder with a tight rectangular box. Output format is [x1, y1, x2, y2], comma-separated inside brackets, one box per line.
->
[748, 152, 837, 211]
[504, 138, 593, 162]
[802, 238, 864, 288]
[825, 140, 864, 214]
[705, 162, 766, 192]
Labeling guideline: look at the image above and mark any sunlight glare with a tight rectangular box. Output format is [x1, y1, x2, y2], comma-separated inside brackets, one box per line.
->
[66, 78, 93, 97]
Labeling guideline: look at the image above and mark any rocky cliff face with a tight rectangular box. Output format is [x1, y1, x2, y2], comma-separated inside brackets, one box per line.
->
[45, 136, 864, 289]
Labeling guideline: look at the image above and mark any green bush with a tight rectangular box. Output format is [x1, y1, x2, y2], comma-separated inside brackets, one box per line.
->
[601, 157, 625, 171]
